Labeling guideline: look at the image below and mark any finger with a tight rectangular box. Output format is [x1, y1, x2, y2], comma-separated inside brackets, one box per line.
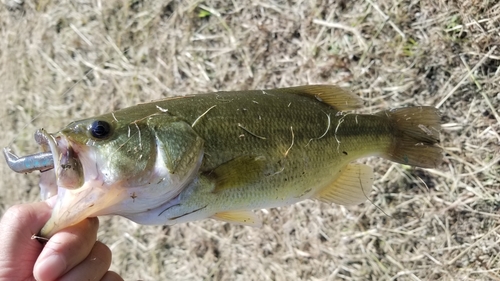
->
[59, 241, 113, 281]
[33, 217, 99, 281]
[0, 202, 52, 279]
[0, 201, 52, 242]
[101, 271, 125, 281]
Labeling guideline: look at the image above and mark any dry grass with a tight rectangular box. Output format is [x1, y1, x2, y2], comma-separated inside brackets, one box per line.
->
[1, 0, 499, 280]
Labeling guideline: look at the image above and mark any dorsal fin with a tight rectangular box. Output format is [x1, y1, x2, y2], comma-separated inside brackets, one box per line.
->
[142, 85, 363, 111]
[266, 85, 363, 111]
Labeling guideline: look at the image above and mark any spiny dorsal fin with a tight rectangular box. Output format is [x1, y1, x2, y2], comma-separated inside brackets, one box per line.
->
[314, 163, 373, 205]
[212, 210, 262, 227]
[266, 85, 363, 111]
[210, 155, 267, 193]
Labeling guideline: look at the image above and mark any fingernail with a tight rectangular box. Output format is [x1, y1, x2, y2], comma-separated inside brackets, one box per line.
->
[34, 254, 66, 281]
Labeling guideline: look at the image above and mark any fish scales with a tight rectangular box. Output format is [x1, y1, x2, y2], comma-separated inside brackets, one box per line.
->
[116, 91, 332, 169]
[145, 103, 397, 218]
[164, 96, 366, 191]
[113, 92, 379, 208]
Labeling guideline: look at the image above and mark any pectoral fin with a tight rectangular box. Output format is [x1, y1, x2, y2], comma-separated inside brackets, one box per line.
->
[314, 163, 373, 205]
[212, 210, 262, 227]
[210, 155, 268, 193]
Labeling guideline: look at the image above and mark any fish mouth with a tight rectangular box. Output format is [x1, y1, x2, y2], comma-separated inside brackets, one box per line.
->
[36, 129, 83, 193]
[36, 129, 127, 238]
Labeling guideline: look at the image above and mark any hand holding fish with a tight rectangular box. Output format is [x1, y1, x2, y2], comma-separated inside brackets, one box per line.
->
[0, 200, 123, 281]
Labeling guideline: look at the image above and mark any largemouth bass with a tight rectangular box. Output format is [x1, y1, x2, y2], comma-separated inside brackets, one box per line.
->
[4, 85, 442, 237]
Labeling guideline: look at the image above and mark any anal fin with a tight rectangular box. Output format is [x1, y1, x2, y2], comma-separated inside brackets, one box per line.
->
[212, 210, 262, 227]
[314, 163, 373, 205]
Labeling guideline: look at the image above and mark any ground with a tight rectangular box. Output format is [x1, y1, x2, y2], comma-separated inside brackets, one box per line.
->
[0, 0, 499, 280]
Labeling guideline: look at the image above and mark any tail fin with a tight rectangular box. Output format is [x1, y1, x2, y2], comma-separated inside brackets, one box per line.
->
[381, 106, 442, 168]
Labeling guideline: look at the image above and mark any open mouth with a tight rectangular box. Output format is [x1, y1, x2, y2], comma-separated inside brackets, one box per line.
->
[35, 129, 84, 191]
[3, 129, 83, 200]
[3, 129, 120, 238]
[35, 129, 84, 200]
[3, 129, 102, 237]
[33, 129, 127, 238]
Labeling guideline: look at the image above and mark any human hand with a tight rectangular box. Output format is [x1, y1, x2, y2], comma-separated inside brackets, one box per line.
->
[0, 200, 123, 281]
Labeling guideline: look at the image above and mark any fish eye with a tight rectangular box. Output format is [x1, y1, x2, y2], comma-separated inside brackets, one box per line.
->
[89, 120, 112, 139]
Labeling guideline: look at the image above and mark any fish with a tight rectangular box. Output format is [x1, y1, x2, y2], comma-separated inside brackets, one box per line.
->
[4, 85, 442, 238]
